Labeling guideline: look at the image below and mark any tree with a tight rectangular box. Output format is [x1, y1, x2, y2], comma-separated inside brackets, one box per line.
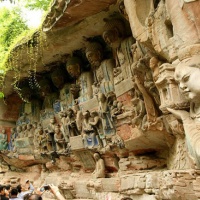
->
[0, 7, 29, 48]
[21, 0, 52, 11]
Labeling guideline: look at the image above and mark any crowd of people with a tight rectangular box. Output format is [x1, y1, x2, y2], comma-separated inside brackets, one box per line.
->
[0, 180, 65, 200]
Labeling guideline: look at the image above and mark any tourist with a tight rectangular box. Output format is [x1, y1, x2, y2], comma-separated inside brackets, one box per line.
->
[0, 185, 9, 200]
[5, 185, 11, 198]
[9, 188, 23, 200]
[17, 180, 34, 199]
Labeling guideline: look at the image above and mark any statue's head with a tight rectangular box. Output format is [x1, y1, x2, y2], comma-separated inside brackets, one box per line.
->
[51, 67, 66, 89]
[98, 92, 106, 102]
[39, 79, 52, 97]
[175, 55, 200, 103]
[85, 42, 103, 69]
[83, 110, 90, 119]
[1, 129, 6, 134]
[66, 57, 82, 78]
[55, 124, 60, 133]
[67, 108, 74, 117]
[27, 124, 32, 130]
[16, 125, 22, 133]
[93, 152, 100, 161]
[102, 18, 125, 48]
[50, 116, 55, 124]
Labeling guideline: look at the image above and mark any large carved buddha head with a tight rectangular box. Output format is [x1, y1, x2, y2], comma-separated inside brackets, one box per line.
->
[85, 42, 103, 69]
[66, 57, 82, 79]
[51, 67, 66, 89]
[175, 55, 200, 103]
[102, 18, 125, 48]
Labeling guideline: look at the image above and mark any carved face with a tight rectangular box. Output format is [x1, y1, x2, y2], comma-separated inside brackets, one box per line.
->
[175, 57, 200, 103]
[55, 126, 60, 134]
[118, 51, 125, 65]
[66, 64, 81, 78]
[102, 29, 119, 47]
[86, 50, 102, 68]
[50, 118, 55, 124]
[94, 153, 100, 161]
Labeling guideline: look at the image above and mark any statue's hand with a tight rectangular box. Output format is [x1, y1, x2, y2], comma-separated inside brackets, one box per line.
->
[167, 108, 190, 121]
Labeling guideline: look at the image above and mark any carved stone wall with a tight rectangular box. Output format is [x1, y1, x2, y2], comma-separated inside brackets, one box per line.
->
[1, 0, 200, 199]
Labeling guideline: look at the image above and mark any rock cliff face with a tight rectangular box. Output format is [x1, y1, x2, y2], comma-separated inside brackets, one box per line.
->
[1, 0, 200, 199]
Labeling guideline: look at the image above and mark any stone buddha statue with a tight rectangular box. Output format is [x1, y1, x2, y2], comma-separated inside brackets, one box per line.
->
[92, 153, 105, 178]
[51, 67, 66, 90]
[0, 129, 8, 150]
[86, 42, 115, 94]
[102, 18, 135, 82]
[66, 56, 94, 103]
[39, 78, 59, 111]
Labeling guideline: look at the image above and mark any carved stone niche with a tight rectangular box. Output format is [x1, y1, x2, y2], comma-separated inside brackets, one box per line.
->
[155, 63, 189, 114]
[14, 137, 34, 155]
[124, 0, 154, 43]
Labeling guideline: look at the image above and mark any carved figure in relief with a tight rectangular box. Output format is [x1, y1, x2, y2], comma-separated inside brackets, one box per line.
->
[131, 97, 146, 129]
[72, 101, 83, 132]
[39, 79, 59, 111]
[24, 124, 34, 138]
[19, 124, 27, 138]
[149, 56, 162, 82]
[0, 129, 8, 150]
[17, 113, 30, 126]
[59, 111, 69, 143]
[110, 100, 124, 120]
[136, 55, 160, 105]
[98, 92, 115, 135]
[46, 117, 57, 151]
[168, 55, 200, 168]
[93, 153, 105, 178]
[66, 57, 93, 102]
[54, 124, 66, 153]
[16, 126, 22, 139]
[82, 111, 97, 148]
[37, 126, 47, 153]
[102, 18, 135, 81]
[86, 42, 115, 94]
[51, 67, 66, 89]
[90, 111, 105, 147]
[66, 108, 80, 137]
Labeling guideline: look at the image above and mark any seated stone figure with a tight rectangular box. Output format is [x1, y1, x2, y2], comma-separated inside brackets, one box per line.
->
[85, 42, 115, 94]
[0, 129, 8, 150]
[92, 153, 105, 178]
[66, 56, 94, 102]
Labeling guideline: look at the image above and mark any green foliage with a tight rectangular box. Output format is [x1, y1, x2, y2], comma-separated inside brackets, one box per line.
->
[21, 0, 52, 11]
[0, 6, 29, 89]
[0, 7, 29, 48]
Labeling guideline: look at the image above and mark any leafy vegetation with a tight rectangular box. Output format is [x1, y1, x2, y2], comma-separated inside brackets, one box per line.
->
[0, 0, 52, 95]
[22, 0, 52, 11]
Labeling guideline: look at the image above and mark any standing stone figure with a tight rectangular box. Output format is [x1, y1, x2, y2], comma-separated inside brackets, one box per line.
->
[82, 110, 97, 148]
[46, 117, 57, 151]
[66, 108, 80, 137]
[98, 92, 115, 135]
[54, 124, 66, 153]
